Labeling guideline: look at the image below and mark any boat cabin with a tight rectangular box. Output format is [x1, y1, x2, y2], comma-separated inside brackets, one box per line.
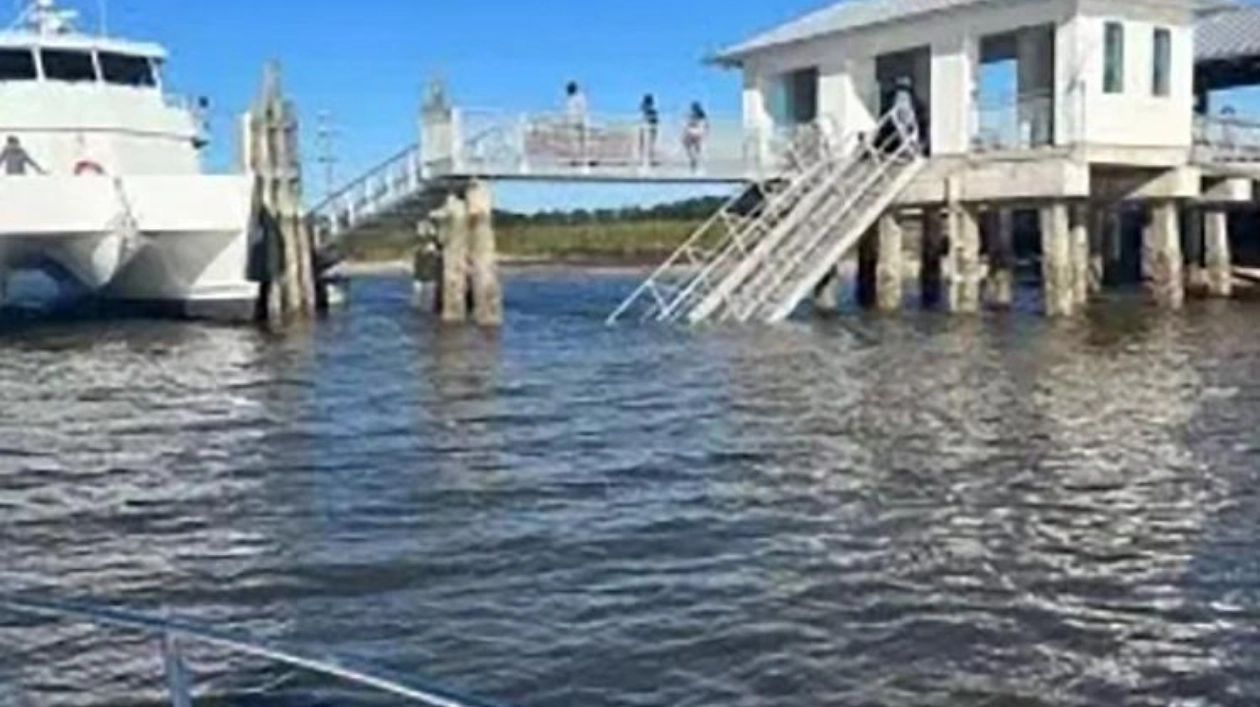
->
[0, 1, 203, 176]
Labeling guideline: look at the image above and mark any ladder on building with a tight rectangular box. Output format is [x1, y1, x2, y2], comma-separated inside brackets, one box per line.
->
[607, 108, 924, 325]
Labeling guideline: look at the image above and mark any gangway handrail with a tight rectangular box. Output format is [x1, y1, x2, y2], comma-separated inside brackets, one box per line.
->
[0, 594, 501, 707]
[310, 142, 421, 216]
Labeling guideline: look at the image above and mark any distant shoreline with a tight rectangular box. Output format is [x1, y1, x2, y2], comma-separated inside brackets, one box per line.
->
[333, 255, 661, 278]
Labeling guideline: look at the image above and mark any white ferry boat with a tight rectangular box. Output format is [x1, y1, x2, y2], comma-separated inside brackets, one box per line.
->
[0, 0, 259, 319]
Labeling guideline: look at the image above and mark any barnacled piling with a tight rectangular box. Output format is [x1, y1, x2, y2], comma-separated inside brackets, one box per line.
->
[986, 208, 1015, 308]
[249, 62, 318, 325]
[1204, 208, 1233, 298]
[875, 213, 904, 312]
[466, 180, 504, 326]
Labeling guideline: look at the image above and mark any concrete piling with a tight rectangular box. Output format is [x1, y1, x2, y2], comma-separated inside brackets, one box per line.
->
[947, 202, 981, 314]
[1041, 203, 1075, 317]
[813, 268, 841, 315]
[1204, 209, 1233, 298]
[1088, 206, 1108, 294]
[1184, 208, 1208, 292]
[986, 208, 1015, 308]
[1147, 200, 1185, 310]
[876, 213, 904, 312]
[856, 226, 878, 309]
[1070, 204, 1091, 308]
[920, 208, 945, 308]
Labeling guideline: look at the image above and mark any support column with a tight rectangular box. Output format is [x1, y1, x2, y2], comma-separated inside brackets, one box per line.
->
[813, 268, 841, 315]
[467, 180, 504, 325]
[1041, 203, 1075, 317]
[947, 203, 981, 313]
[1183, 208, 1207, 293]
[919, 208, 945, 308]
[435, 193, 470, 323]
[986, 208, 1015, 308]
[1089, 206, 1107, 294]
[1070, 203, 1091, 308]
[1147, 200, 1185, 310]
[1205, 209, 1233, 298]
[876, 213, 904, 312]
[856, 227, 878, 309]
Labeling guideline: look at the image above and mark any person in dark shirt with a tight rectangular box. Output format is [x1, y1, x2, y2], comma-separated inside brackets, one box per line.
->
[0, 136, 43, 175]
[640, 94, 660, 166]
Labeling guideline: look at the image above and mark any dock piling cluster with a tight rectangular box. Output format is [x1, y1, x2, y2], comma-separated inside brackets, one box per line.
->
[248, 62, 319, 325]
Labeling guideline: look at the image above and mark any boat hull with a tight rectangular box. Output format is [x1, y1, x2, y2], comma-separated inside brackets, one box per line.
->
[0, 174, 262, 321]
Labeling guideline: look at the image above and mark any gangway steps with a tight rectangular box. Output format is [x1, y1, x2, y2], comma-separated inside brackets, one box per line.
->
[609, 107, 923, 326]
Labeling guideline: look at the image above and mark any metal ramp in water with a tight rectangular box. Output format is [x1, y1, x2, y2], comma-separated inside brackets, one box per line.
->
[608, 109, 924, 325]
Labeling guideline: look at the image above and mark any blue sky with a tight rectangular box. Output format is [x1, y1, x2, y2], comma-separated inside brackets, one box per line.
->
[70, 0, 831, 211]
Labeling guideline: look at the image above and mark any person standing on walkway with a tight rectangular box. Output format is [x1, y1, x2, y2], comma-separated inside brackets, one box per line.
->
[640, 93, 660, 166]
[683, 102, 708, 171]
[0, 136, 44, 176]
[565, 81, 588, 164]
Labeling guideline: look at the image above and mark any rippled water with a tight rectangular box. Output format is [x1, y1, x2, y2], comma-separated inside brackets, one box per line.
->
[2, 270, 1260, 706]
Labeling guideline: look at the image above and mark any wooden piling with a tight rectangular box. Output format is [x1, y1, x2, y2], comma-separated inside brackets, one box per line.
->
[1204, 209, 1233, 298]
[1041, 202, 1075, 317]
[986, 208, 1015, 308]
[466, 180, 504, 326]
[249, 62, 318, 324]
[435, 193, 470, 323]
[1147, 200, 1184, 310]
[876, 213, 904, 312]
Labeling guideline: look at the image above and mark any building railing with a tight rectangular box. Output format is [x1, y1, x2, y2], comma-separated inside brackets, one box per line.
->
[0, 594, 497, 707]
[972, 91, 1055, 152]
[1194, 113, 1260, 164]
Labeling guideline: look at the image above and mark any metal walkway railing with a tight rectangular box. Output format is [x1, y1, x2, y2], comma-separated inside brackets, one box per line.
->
[609, 109, 923, 325]
[0, 594, 501, 707]
[717, 111, 925, 324]
[605, 121, 839, 324]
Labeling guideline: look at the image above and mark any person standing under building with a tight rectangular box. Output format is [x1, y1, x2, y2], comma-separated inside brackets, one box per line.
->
[0, 136, 44, 176]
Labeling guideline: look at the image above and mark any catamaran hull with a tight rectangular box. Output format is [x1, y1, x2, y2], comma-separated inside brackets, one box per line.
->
[0, 174, 262, 320]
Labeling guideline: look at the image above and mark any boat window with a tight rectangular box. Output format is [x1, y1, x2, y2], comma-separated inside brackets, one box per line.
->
[99, 52, 156, 87]
[1103, 22, 1125, 94]
[41, 49, 97, 82]
[0, 49, 38, 81]
[1152, 28, 1172, 97]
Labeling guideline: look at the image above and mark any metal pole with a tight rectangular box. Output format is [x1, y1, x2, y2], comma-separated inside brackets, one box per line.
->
[160, 630, 194, 707]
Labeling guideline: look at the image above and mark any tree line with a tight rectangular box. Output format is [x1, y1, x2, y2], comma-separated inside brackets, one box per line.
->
[495, 196, 726, 226]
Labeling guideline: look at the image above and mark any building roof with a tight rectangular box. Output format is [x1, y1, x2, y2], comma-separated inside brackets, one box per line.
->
[717, 0, 1241, 66]
[1196, 3, 1260, 63]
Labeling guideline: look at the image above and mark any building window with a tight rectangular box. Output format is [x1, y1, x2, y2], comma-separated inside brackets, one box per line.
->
[0, 49, 37, 81]
[41, 50, 97, 83]
[1104, 22, 1124, 94]
[1153, 28, 1172, 97]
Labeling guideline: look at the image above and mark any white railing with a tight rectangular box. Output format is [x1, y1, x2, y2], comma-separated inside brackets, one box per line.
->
[447, 109, 769, 181]
[310, 143, 423, 242]
[0, 594, 495, 707]
[972, 91, 1055, 152]
[312, 107, 841, 246]
[1194, 113, 1260, 164]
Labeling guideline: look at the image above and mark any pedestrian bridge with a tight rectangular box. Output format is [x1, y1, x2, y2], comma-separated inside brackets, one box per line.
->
[308, 104, 825, 245]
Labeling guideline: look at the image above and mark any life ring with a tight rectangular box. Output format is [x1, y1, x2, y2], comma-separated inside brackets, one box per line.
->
[73, 160, 106, 176]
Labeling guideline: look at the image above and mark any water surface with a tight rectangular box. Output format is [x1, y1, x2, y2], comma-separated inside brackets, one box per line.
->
[2, 271, 1260, 706]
